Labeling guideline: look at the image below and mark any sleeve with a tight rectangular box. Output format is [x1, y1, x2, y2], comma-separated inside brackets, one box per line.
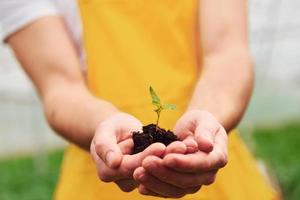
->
[0, 0, 61, 42]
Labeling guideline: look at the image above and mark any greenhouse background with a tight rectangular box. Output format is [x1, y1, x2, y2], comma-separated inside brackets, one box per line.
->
[0, 0, 299, 199]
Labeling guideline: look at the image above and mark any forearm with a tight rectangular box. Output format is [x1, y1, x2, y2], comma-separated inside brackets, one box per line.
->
[7, 16, 119, 150]
[194, 0, 252, 132]
[188, 48, 254, 132]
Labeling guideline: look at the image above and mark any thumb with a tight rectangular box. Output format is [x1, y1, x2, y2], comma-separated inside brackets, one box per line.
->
[93, 124, 123, 168]
[195, 125, 215, 153]
[93, 113, 143, 168]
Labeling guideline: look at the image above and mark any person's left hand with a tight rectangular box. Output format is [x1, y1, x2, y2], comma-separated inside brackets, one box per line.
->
[90, 112, 166, 192]
[133, 110, 228, 198]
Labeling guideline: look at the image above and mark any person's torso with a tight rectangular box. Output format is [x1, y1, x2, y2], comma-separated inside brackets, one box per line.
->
[54, 2, 278, 200]
[79, 0, 200, 127]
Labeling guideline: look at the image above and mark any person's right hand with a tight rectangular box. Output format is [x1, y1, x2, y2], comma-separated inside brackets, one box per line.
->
[90, 112, 166, 192]
[133, 110, 228, 198]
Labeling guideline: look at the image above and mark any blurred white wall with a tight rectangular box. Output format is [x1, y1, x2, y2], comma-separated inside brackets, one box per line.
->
[0, 0, 300, 156]
[0, 46, 67, 157]
[245, 0, 300, 125]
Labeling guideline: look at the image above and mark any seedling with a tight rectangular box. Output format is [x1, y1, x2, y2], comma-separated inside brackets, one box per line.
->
[149, 86, 176, 128]
[132, 86, 178, 154]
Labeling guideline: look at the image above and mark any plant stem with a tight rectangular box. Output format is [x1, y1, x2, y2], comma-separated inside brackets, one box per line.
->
[156, 112, 160, 128]
[155, 106, 162, 131]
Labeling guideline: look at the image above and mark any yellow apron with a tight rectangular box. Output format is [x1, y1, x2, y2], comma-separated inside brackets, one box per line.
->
[54, 0, 279, 199]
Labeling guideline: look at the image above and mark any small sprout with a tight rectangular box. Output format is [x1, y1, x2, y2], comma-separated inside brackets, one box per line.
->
[149, 86, 176, 128]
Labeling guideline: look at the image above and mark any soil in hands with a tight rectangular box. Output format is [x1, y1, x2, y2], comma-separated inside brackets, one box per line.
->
[132, 124, 178, 154]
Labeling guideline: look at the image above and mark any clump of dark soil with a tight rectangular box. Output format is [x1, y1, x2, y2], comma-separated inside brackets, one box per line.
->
[132, 124, 178, 154]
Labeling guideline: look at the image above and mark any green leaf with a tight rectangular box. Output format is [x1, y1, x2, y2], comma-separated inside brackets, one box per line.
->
[163, 103, 176, 110]
[149, 86, 161, 105]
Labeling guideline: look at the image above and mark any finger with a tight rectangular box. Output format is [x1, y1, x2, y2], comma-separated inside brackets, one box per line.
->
[165, 141, 187, 155]
[119, 143, 166, 175]
[173, 110, 216, 153]
[143, 156, 217, 188]
[92, 142, 166, 182]
[182, 136, 198, 153]
[91, 139, 134, 183]
[94, 113, 143, 168]
[91, 142, 118, 182]
[93, 124, 123, 168]
[139, 184, 200, 197]
[212, 126, 228, 165]
[194, 119, 219, 153]
[90, 141, 99, 162]
[173, 122, 195, 141]
[133, 167, 187, 198]
[215, 126, 228, 155]
[119, 139, 134, 154]
[115, 179, 138, 192]
[138, 185, 166, 197]
[163, 149, 227, 173]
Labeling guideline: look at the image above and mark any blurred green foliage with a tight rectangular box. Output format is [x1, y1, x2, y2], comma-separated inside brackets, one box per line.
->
[0, 151, 63, 200]
[253, 122, 300, 200]
[0, 122, 299, 200]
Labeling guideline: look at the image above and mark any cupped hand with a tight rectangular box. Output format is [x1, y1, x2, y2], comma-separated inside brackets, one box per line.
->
[90, 112, 166, 192]
[134, 110, 228, 198]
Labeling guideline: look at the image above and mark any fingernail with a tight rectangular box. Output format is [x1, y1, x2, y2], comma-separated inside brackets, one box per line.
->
[105, 151, 115, 167]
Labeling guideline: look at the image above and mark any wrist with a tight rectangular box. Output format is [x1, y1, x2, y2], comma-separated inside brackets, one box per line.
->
[43, 85, 121, 150]
[86, 96, 120, 142]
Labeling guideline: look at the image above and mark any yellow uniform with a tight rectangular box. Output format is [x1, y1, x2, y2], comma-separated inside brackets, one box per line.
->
[54, 0, 278, 199]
